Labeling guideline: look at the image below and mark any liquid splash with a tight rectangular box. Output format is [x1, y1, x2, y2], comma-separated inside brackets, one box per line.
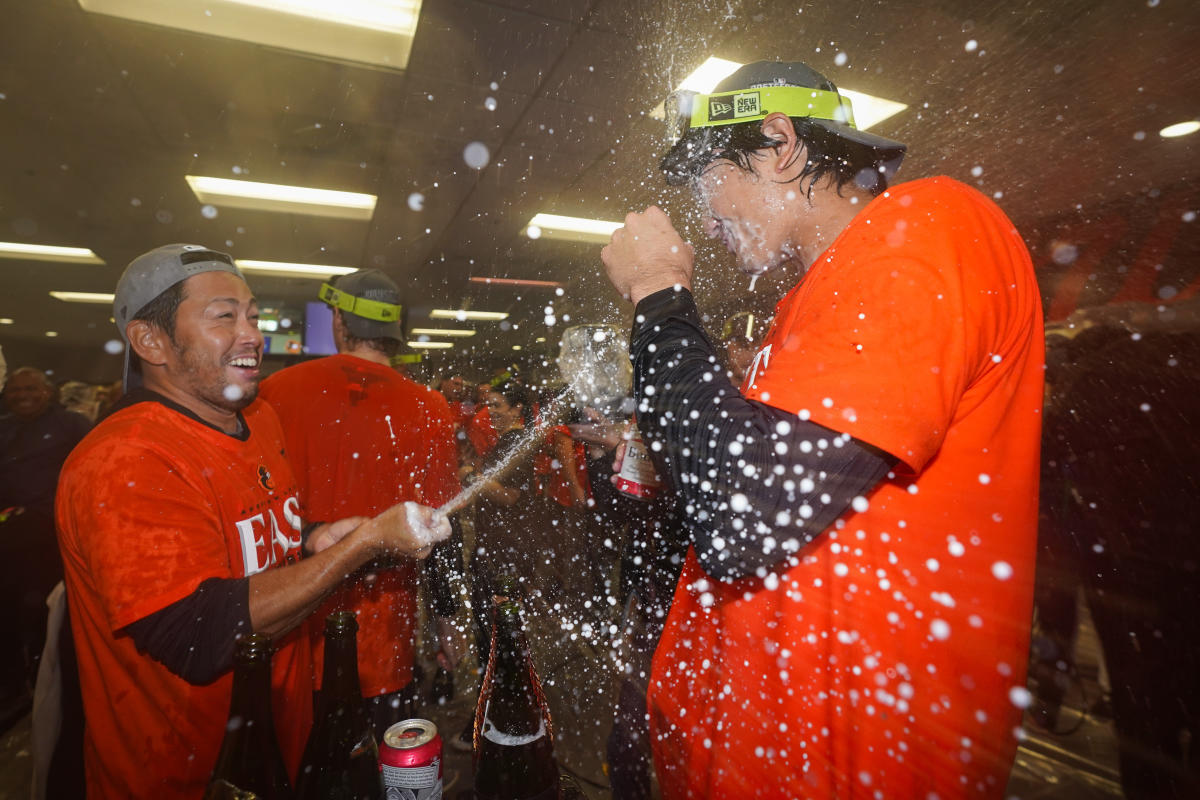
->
[439, 389, 571, 516]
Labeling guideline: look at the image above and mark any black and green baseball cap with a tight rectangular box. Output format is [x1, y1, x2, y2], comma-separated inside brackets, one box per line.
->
[661, 60, 906, 182]
[318, 269, 404, 341]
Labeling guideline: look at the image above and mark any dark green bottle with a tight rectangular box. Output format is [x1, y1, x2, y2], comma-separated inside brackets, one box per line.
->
[204, 634, 292, 800]
[294, 612, 382, 800]
[472, 600, 558, 800]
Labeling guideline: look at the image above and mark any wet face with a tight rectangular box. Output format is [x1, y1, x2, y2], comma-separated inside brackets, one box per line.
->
[3, 371, 53, 420]
[694, 160, 802, 276]
[440, 375, 468, 402]
[159, 272, 263, 415]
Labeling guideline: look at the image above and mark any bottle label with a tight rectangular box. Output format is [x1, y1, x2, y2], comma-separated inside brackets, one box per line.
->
[615, 430, 662, 500]
[480, 700, 547, 746]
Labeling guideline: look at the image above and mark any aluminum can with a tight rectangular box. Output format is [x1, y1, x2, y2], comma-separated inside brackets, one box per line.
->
[614, 426, 662, 501]
[380, 719, 443, 800]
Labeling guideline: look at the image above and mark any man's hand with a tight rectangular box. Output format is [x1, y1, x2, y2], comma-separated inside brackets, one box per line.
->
[436, 616, 463, 670]
[360, 501, 452, 560]
[308, 516, 369, 554]
[601, 206, 694, 305]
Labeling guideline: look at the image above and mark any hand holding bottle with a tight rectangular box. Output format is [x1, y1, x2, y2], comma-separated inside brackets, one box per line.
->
[366, 501, 452, 560]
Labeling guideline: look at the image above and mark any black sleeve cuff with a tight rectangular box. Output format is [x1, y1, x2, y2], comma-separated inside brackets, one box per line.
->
[125, 577, 251, 685]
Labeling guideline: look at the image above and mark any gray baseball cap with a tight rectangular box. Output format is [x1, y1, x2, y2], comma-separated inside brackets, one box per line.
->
[114, 244, 244, 390]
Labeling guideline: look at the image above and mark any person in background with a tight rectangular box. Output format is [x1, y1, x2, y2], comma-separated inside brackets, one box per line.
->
[55, 244, 449, 798]
[58, 380, 101, 422]
[0, 367, 91, 722]
[601, 60, 1043, 798]
[259, 269, 464, 734]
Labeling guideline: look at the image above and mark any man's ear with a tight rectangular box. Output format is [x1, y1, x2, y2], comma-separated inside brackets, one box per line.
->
[760, 112, 804, 176]
[126, 320, 171, 368]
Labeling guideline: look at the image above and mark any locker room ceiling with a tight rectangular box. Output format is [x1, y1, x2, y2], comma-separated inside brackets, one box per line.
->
[1, 0, 1197, 375]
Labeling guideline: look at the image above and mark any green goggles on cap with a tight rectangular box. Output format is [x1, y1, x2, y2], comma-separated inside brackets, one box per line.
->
[664, 85, 856, 144]
[318, 282, 402, 322]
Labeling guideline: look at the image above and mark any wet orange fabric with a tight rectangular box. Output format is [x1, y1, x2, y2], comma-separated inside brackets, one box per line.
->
[259, 354, 460, 697]
[648, 177, 1044, 799]
[466, 405, 499, 458]
[55, 400, 313, 799]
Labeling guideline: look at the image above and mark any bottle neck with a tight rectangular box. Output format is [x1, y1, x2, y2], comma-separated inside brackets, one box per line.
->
[320, 630, 363, 705]
[228, 651, 275, 726]
[482, 607, 547, 739]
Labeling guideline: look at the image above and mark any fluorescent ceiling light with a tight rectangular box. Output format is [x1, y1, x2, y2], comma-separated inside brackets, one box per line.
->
[511, 345, 522, 351]
[186, 175, 377, 220]
[836, 89, 908, 131]
[469, 276, 563, 289]
[79, 0, 422, 71]
[409, 327, 476, 338]
[49, 291, 116, 304]
[1160, 120, 1200, 138]
[649, 57, 907, 130]
[524, 213, 622, 245]
[0, 318, 14, 325]
[45, 331, 59, 338]
[408, 341, 453, 349]
[430, 309, 509, 321]
[0, 242, 104, 264]
[235, 259, 358, 278]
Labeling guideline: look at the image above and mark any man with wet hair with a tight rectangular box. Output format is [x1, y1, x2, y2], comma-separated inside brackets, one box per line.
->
[55, 245, 451, 798]
[602, 61, 1044, 798]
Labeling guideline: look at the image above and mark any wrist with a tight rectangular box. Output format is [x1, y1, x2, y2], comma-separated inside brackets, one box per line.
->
[628, 275, 691, 306]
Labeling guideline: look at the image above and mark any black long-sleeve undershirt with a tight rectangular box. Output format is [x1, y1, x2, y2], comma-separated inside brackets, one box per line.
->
[125, 577, 250, 685]
[630, 287, 895, 581]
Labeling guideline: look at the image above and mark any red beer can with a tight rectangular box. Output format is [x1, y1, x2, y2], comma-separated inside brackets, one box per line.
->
[380, 718, 443, 800]
[614, 425, 662, 501]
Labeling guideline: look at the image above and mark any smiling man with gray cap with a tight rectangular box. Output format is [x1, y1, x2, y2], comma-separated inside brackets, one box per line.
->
[54, 245, 451, 798]
[601, 61, 1044, 798]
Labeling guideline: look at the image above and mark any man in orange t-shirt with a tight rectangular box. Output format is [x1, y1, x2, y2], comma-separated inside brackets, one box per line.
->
[56, 246, 450, 799]
[259, 269, 462, 734]
[602, 62, 1043, 798]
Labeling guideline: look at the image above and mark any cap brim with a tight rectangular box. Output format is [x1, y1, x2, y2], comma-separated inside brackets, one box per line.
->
[810, 120, 907, 178]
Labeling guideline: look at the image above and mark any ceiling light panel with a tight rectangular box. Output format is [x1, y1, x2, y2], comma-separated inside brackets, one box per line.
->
[235, 259, 358, 278]
[0, 242, 104, 264]
[408, 341, 454, 349]
[49, 291, 116, 303]
[79, 0, 423, 71]
[185, 176, 377, 220]
[409, 327, 476, 338]
[430, 309, 509, 321]
[524, 213, 622, 244]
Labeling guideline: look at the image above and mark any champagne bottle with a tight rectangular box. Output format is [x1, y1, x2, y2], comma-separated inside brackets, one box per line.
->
[472, 599, 558, 800]
[295, 612, 382, 800]
[204, 634, 292, 800]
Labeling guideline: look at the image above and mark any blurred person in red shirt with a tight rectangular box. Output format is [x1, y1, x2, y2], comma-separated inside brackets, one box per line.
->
[259, 269, 463, 734]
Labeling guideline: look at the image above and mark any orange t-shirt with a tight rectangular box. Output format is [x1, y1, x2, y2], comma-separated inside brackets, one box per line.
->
[259, 354, 460, 697]
[55, 398, 313, 799]
[648, 177, 1044, 799]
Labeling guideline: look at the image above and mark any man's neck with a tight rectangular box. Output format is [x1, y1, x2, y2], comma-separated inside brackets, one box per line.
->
[142, 377, 242, 434]
[340, 345, 391, 366]
[790, 187, 874, 267]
